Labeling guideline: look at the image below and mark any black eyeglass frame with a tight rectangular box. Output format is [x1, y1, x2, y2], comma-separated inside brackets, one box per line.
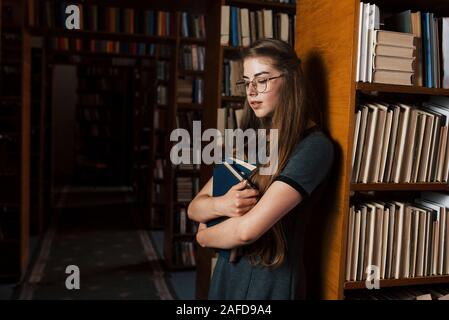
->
[235, 74, 285, 94]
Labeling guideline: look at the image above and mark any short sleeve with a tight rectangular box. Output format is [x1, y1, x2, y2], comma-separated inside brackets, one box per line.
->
[274, 132, 334, 198]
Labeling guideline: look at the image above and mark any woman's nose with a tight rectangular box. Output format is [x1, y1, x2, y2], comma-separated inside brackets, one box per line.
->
[247, 83, 258, 96]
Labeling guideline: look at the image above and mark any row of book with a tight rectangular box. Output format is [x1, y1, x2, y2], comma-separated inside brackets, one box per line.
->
[351, 97, 449, 183]
[156, 61, 170, 81]
[346, 285, 449, 300]
[222, 59, 245, 97]
[176, 177, 200, 202]
[173, 241, 196, 267]
[156, 85, 168, 106]
[217, 107, 245, 136]
[346, 193, 449, 282]
[30, 2, 176, 36]
[174, 207, 198, 235]
[177, 77, 204, 104]
[221, 6, 295, 47]
[356, 2, 449, 88]
[179, 45, 205, 72]
[180, 12, 206, 39]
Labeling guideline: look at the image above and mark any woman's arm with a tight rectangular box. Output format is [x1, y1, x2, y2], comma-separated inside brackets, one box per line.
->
[196, 181, 303, 249]
[187, 178, 259, 223]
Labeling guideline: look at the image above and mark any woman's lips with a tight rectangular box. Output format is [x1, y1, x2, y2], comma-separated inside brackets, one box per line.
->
[250, 102, 262, 109]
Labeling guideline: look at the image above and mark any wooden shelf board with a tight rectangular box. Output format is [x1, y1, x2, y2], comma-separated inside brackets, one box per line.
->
[177, 103, 204, 110]
[356, 82, 449, 96]
[179, 69, 205, 76]
[48, 49, 158, 60]
[180, 37, 206, 44]
[351, 183, 449, 192]
[28, 27, 176, 43]
[344, 275, 449, 290]
[225, 0, 296, 12]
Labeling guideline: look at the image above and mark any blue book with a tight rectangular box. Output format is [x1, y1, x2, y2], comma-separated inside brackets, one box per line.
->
[208, 157, 257, 261]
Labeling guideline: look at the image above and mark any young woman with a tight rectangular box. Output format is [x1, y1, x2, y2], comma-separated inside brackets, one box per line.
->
[187, 39, 334, 300]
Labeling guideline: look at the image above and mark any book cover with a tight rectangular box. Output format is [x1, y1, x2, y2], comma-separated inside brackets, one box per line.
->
[208, 158, 257, 261]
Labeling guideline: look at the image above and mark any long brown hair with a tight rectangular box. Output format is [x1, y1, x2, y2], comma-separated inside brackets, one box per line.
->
[238, 39, 318, 268]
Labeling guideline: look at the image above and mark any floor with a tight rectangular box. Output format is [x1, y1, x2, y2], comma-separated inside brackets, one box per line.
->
[0, 207, 196, 300]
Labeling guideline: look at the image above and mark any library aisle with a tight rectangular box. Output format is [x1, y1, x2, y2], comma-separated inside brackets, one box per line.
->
[8, 199, 193, 300]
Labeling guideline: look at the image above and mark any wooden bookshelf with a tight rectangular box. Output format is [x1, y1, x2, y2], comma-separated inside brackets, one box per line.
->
[351, 183, 449, 192]
[0, 0, 31, 281]
[356, 82, 449, 96]
[297, 0, 449, 299]
[344, 275, 449, 290]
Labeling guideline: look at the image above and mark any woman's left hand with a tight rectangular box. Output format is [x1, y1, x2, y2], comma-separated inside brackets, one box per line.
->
[198, 222, 207, 232]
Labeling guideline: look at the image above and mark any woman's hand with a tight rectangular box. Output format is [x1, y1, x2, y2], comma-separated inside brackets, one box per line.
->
[213, 180, 259, 218]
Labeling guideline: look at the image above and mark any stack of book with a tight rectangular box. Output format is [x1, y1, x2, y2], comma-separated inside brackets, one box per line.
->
[356, 3, 449, 88]
[371, 30, 416, 86]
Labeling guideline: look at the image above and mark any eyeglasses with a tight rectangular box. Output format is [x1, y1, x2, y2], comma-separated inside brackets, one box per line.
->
[235, 74, 284, 94]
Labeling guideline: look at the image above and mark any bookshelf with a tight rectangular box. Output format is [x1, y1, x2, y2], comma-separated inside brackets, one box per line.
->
[22, 0, 219, 272]
[297, 0, 449, 299]
[0, 0, 32, 281]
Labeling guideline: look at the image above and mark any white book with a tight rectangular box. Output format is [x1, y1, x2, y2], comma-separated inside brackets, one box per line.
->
[263, 9, 273, 38]
[360, 104, 379, 183]
[360, 3, 370, 82]
[379, 108, 393, 182]
[392, 104, 412, 183]
[279, 13, 289, 43]
[392, 201, 404, 279]
[445, 208, 449, 275]
[370, 103, 388, 182]
[416, 210, 427, 277]
[240, 8, 250, 47]
[358, 206, 368, 281]
[356, 1, 364, 82]
[439, 205, 446, 275]
[353, 106, 369, 182]
[417, 111, 435, 182]
[402, 109, 420, 183]
[443, 18, 449, 88]
[384, 105, 401, 182]
[409, 209, 420, 277]
[220, 6, 230, 46]
[386, 202, 396, 279]
[364, 204, 377, 279]
[351, 209, 362, 281]
[352, 110, 362, 177]
[401, 206, 413, 278]
[366, 3, 380, 82]
[346, 206, 356, 281]
[411, 113, 427, 182]
[381, 207, 390, 279]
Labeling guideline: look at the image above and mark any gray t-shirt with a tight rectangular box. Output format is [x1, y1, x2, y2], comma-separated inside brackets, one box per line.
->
[208, 126, 334, 300]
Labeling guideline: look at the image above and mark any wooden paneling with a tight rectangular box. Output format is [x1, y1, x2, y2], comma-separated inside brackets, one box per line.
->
[296, 0, 359, 299]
